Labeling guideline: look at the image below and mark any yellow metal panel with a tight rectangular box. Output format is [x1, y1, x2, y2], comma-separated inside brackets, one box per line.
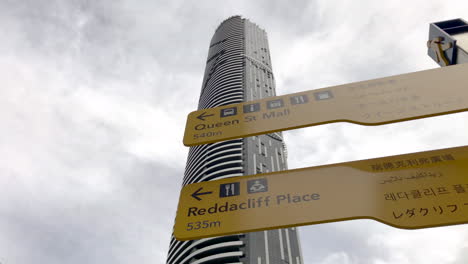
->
[174, 145, 468, 241]
[184, 64, 468, 146]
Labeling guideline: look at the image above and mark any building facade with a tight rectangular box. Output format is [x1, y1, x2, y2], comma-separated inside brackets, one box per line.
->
[167, 16, 303, 264]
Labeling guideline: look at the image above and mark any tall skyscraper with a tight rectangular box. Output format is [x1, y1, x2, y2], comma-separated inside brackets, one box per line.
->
[167, 16, 303, 264]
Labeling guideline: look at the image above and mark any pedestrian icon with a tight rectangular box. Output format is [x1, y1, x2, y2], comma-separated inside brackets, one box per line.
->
[267, 99, 284, 109]
[220, 182, 240, 197]
[220, 107, 237, 117]
[244, 103, 260, 113]
[247, 178, 268, 194]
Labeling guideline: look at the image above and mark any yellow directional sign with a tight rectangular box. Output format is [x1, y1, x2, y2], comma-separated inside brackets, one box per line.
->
[174, 145, 468, 241]
[184, 64, 468, 146]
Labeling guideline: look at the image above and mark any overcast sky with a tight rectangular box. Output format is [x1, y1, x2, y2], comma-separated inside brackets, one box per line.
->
[1, 1, 468, 263]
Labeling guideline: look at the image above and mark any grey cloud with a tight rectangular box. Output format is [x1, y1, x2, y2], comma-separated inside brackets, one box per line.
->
[2, 0, 202, 102]
[0, 156, 181, 264]
[1, 2, 185, 263]
[299, 221, 391, 264]
[452, 246, 468, 264]
[2, 1, 468, 264]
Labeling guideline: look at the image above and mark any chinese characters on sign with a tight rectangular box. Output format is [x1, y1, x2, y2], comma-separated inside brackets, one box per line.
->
[371, 153, 455, 171]
[174, 145, 468, 240]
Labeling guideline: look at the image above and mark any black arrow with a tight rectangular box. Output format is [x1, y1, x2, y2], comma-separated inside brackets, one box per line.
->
[197, 112, 214, 121]
[191, 187, 213, 201]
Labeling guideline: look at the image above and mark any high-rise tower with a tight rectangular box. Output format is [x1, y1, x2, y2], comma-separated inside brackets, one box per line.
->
[167, 16, 303, 264]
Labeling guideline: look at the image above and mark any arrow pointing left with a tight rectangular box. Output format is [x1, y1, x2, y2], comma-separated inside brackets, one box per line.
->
[197, 112, 214, 121]
[191, 187, 213, 201]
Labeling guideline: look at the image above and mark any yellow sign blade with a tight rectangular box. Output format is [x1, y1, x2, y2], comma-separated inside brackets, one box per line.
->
[174, 145, 468, 241]
[184, 64, 468, 146]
